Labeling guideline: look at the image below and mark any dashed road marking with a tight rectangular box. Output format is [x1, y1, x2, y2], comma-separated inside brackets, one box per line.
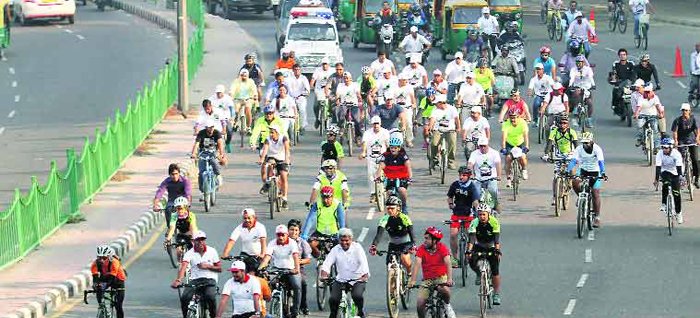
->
[576, 273, 589, 288]
[604, 47, 616, 53]
[677, 80, 687, 89]
[357, 227, 369, 243]
[65, 29, 74, 34]
[0, 127, 4, 135]
[366, 207, 376, 220]
[587, 231, 595, 241]
[14, 95, 20, 103]
[56, 25, 63, 29]
[9, 67, 14, 74]
[11, 81, 16, 88]
[563, 299, 577, 315]
[585, 248, 592, 263]
[76, 34, 86, 40]
[8, 110, 15, 118]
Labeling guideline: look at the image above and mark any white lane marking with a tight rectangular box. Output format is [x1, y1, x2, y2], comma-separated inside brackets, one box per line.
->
[65, 29, 73, 34]
[0, 127, 5, 135]
[677, 80, 688, 89]
[366, 207, 375, 220]
[587, 231, 595, 241]
[9, 67, 15, 74]
[604, 47, 616, 53]
[1, 56, 6, 62]
[11, 81, 16, 88]
[14, 95, 20, 103]
[357, 227, 369, 243]
[576, 273, 589, 288]
[8, 110, 15, 118]
[585, 248, 592, 263]
[56, 25, 63, 29]
[76, 34, 86, 40]
[563, 299, 577, 315]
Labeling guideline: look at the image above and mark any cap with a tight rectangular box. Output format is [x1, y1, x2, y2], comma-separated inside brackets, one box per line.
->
[215, 84, 226, 93]
[643, 84, 654, 92]
[482, 7, 490, 14]
[242, 208, 256, 216]
[534, 63, 544, 69]
[384, 90, 395, 99]
[434, 94, 447, 103]
[471, 106, 482, 113]
[371, 115, 382, 124]
[382, 66, 392, 73]
[681, 103, 691, 111]
[229, 260, 246, 272]
[399, 72, 410, 80]
[276, 224, 289, 234]
[410, 54, 421, 64]
[466, 71, 475, 78]
[410, 26, 418, 33]
[205, 118, 218, 128]
[344, 71, 352, 78]
[239, 69, 249, 75]
[281, 47, 291, 55]
[193, 230, 207, 240]
[477, 137, 489, 146]
[552, 82, 563, 90]
[634, 79, 645, 87]
[268, 124, 281, 132]
[320, 57, 330, 64]
[575, 11, 583, 18]
[454, 52, 464, 59]
[432, 69, 442, 75]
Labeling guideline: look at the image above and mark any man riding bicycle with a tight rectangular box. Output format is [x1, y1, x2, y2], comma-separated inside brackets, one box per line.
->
[301, 186, 347, 257]
[230, 69, 259, 134]
[215, 260, 262, 318]
[250, 105, 285, 151]
[310, 58, 334, 129]
[466, 204, 502, 305]
[567, 132, 607, 228]
[321, 125, 346, 167]
[654, 138, 685, 224]
[455, 72, 485, 124]
[165, 197, 198, 261]
[528, 63, 555, 127]
[258, 125, 291, 208]
[320, 228, 370, 318]
[501, 112, 530, 184]
[399, 26, 431, 65]
[334, 71, 364, 144]
[258, 224, 303, 318]
[360, 116, 391, 203]
[194, 99, 226, 134]
[191, 119, 226, 193]
[408, 227, 456, 318]
[210, 84, 236, 153]
[378, 134, 414, 213]
[633, 84, 662, 147]
[477, 7, 500, 58]
[288, 219, 312, 315]
[171, 231, 221, 318]
[369, 196, 416, 274]
[91, 245, 126, 318]
[671, 103, 700, 188]
[447, 166, 480, 266]
[498, 88, 532, 123]
[539, 82, 569, 130]
[288, 64, 311, 134]
[428, 94, 461, 170]
[240, 53, 265, 105]
[221, 208, 268, 272]
[153, 163, 192, 228]
[566, 12, 594, 58]
[358, 66, 378, 113]
[569, 55, 596, 127]
[309, 159, 351, 208]
[468, 138, 502, 214]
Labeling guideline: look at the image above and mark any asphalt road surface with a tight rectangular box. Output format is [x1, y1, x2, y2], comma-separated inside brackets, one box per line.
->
[55, 9, 700, 318]
[0, 5, 175, 207]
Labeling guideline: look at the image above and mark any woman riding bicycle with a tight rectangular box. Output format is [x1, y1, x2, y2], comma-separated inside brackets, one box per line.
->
[447, 166, 480, 266]
[654, 138, 685, 224]
[475, 58, 496, 116]
[369, 196, 416, 273]
[466, 203, 502, 305]
[377, 135, 413, 214]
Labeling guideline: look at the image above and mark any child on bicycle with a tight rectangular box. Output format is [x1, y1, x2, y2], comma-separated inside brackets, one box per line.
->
[91, 245, 126, 318]
[369, 196, 416, 274]
[447, 166, 481, 267]
[164, 197, 198, 261]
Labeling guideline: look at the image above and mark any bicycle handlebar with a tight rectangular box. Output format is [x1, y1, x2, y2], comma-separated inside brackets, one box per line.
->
[83, 288, 125, 304]
[408, 283, 450, 290]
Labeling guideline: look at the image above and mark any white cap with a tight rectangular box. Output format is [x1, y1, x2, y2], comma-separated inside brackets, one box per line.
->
[434, 94, 447, 103]
[215, 84, 226, 93]
[575, 11, 583, 18]
[229, 260, 246, 272]
[384, 90, 395, 99]
[454, 52, 464, 59]
[410, 26, 418, 33]
[399, 72, 410, 80]
[371, 115, 382, 124]
[432, 69, 442, 75]
[193, 230, 207, 240]
[320, 57, 330, 64]
[242, 208, 256, 216]
[466, 71, 476, 78]
[552, 82, 563, 90]
[634, 79, 645, 87]
[482, 7, 490, 14]
[205, 118, 218, 128]
[410, 54, 421, 64]
[276, 224, 289, 234]
[681, 103, 691, 111]
[344, 71, 352, 78]
[382, 66, 392, 73]
[239, 69, 249, 75]
[471, 106, 482, 113]
[281, 47, 291, 54]
[477, 137, 489, 146]
[534, 63, 544, 69]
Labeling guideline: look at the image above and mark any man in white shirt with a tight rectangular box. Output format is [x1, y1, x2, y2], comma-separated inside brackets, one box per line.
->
[209, 85, 236, 153]
[172, 231, 221, 318]
[462, 106, 491, 143]
[455, 72, 485, 124]
[477, 7, 500, 57]
[371, 51, 397, 79]
[335, 72, 364, 143]
[259, 225, 302, 318]
[310, 58, 334, 129]
[528, 63, 555, 127]
[566, 12, 595, 57]
[399, 26, 432, 65]
[222, 208, 268, 271]
[376, 66, 399, 105]
[468, 137, 502, 213]
[428, 95, 461, 170]
[568, 56, 595, 127]
[194, 99, 226, 134]
[320, 228, 370, 318]
[287, 64, 311, 133]
[689, 43, 700, 97]
[633, 84, 663, 146]
[444, 51, 471, 103]
[430, 69, 449, 94]
[402, 54, 429, 88]
[395, 72, 418, 147]
[215, 261, 261, 318]
[360, 116, 391, 201]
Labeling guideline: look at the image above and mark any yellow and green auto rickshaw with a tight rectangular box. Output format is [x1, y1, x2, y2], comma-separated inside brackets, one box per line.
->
[338, 0, 355, 28]
[396, 0, 413, 13]
[489, 0, 522, 33]
[352, 0, 397, 49]
[439, 0, 486, 60]
[0, 0, 10, 57]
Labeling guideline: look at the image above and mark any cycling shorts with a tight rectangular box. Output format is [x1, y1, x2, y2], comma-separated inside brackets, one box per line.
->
[578, 169, 602, 190]
[386, 242, 414, 264]
[385, 178, 409, 191]
[449, 215, 475, 229]
[265, 157, 290, 173]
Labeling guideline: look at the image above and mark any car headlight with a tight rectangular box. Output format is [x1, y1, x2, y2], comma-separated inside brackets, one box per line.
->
[514, 13, 522, 19]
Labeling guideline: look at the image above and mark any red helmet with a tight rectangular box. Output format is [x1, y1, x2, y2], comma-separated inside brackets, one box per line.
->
[320, 186, 334, 197]
[424, 226, 443, 240]
[539, 46, 551, 54]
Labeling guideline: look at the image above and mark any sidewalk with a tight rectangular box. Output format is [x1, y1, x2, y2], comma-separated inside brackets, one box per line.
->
[0, 2, 259, 317]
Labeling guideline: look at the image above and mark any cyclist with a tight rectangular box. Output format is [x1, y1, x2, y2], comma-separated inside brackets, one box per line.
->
[477, 7, 500, 58]
[634, 54, 661, 90]
[671, 103, 700, 188]
[165, 197, 198, 260]
[444, 51, 471, 104]
[310, 58, 334, 129]
[419, 88, 438, 149]
[398, 26, 432, 65]
[222, 208, 268, 272]
[258, 125, 291, 207]
[371, 51, 397, 79]
[633, 84, 662, 147]
[377, 135, 413, 213]
[563, 0, 580, 28]
[153, 163, 192, 228]
[358, 66, 378, 113]
[210, 84, 236, 153]
[540, 82, 569, 130]
[629, 0, 654, 40]
[240, 53, 265, 105]
[501, 112, 530, 184]
[360, 116, 391, 203]
[335, 71, 364, 144]
[321, 125, 345, 166]
[373, 90, 409, 132]
[547, 0, 565, 23]
[567, 132, 607, 228]
[376, 66, 399, 105]
[326, 63, 346, 103]
[171, 231, 220, 318]
[534, 46, 557, 81]
[264, 71, 288, 106]
[475, 59, 496, 115]
[91, 245, 126, 318]
[427, 95, 460, 171]
[309, 159, 351, 208]
[249, 105, 285, 151]
[369, 196, 416, 272]
[566, 12, 594, 58]
[528, 63, 555, 127]
[288, 219, 312, 315]
[191, 118, 226, 193]
[271, 85, 298, 138]
[429, 69, 449, 95]
[498, 88, 532, 123]
[230, 69, 259, 134]
[288, 64, 311, 134]
[395, 72, 418, 147]
[215, 260, 262, 318]
[654, 138, 684, 224]
[194, 99, 225, 134]
[609, 48, 637, 117]
[408, 227, 456, 318]
[559, 39, 589, 87]
[462, 106, 491, 144]
[468, 137, 502, 214]
[466, 203, 502, 305]
[544, 115, 578, 158]
[301, 186, 347, 257]
[320, 228, 370, 318]
[568, 55, 595, 127]
[455, 72, 485, 124]
[402, 55, 429, 89]
[690, 43, 700, 100]
[462, 27, 485, 62]
[447, 167, 480, 266]
[258, 224, 302, 318]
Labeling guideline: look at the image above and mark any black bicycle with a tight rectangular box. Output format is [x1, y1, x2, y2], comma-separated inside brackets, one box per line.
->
[444, 218, 471, 287]
[175, 280, 217, 318]
[83, 286, 124, 318]
[313, 235, 338, 311]
[574, 175, 607, 238]
[164, 235, 191, 269]
[608, 0, 628, 33]
[678, 144, 696, 201]
[260, 267, 295, 318]
[409, 283, 450, 318]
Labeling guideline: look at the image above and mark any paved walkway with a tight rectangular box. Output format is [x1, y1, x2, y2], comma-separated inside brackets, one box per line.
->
[0, 1, 259, 317]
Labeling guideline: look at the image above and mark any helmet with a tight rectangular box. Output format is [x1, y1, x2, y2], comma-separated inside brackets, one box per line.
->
[244, 53, 257, 61]
[321, 159, 338, 168]
[327, 125, 340, 136]
[510, 88, 520, 96]
[458, 166, 472, 174]
[320, 186, 335, 197]
[575, 55, 586, 62]
[568, 39, 581, 52]
[385, 196, 402, 207]
[539, 46, 551, 54]
[389, 135, 404, 147]
[424, 226, 443, 240]
[557, 114, 570, 125]
[425, 87, 437, 97]
[476, 202, 491, 212]
[580, 132, 594, 143]
[640, 53, 650, 61]
[661, 137, 673, 147]
[507, 21, 518, 31]
[97, 245, 114, 257]
[174, 196, 189, 207]
[361, 65, 371, 74]
[410, 3, 420, 12]
[263, 105, 276, 113]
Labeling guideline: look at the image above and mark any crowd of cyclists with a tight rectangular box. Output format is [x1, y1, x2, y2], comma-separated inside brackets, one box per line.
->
[83, 0, 700, 317]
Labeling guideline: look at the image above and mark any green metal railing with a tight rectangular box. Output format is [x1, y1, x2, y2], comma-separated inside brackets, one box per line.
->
[0, 0, 205, 270]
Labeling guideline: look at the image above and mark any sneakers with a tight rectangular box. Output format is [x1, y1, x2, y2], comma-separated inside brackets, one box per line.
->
[282, 198, 289, 209]
[505, 177, 512, 188]
[300, 307, 309, 316]
[444, 303, 456, 318]
[451, 258, 459, 268]
[551, 198, 556, 206]
[677, 212, 684, 224]
[660, 204, 667, 214]
[492, 293, 502, 305]
[593, 216, 601, 228]
[522, 169, 529, 180]
[245, 127, 252, 135]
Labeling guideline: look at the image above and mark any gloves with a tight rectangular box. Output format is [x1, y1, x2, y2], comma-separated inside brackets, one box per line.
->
[494, 249, 502, 256]
[522, 146, 529, 154]
[500, 148, 508, 156]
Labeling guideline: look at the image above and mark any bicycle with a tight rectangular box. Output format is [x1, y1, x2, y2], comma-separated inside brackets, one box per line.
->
[408, 283, 450, 318]
[506, 147, 525, 201]
[196, 151, 219, 212]
[537, 112, 548, 145]
[261, 267, 295, 318]
[429, 129, 453, 185]
[316, 90, 331, 136]
[294, 94, 307, 145]
[477, 179, 497, 210]
[234, 98, 254, 148]
[472, 249, 497, 317]
[608, 0, 628, 33]
[574, 175, 606, 239]
[634, 13, 650, 50]
[261, 159, 287, 219]
[551, 154, 573, 217]
[656, 178, 677, 236]
[678, 144, 696, 201]
[569, 86, 590, 132]
[164, 235, 190, 269]
[377, 249, 412, 318]
[175, 280, 217, 318]
[443, 218, 471, 287]
[374, 172, 387, 213]
[322, 278, 359, 318]
[638, 115, 658, 166]
[83, 286, 124, 318]
[548, 8, 564, 42]
[313, 235, 338, 311]
[462, 129, 482, 163]
[340, 102, 359, 157]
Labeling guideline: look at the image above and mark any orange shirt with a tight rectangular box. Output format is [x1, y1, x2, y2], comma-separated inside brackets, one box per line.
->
[257, 276, 272, 316]
[90, 257, 127, 282]
[275, 58, 295, 70]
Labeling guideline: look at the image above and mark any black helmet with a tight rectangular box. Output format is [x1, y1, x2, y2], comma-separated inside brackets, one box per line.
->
[386, 196, 402, 207]
[510, 88, 520, 96]
[458, 166, 472, 174]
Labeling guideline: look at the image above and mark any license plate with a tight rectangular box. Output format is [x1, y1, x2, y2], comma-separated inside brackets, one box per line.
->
[42, 0, 57, 3]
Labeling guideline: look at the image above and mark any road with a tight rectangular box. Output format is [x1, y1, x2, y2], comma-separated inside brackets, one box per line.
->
[0, 5, 175, 206]
[55, 9, 700, 318]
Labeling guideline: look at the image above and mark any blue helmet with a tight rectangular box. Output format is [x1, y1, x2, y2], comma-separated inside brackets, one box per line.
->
[661, 137, 673, 147]
[263, 105, 276, 113]
[389, 136, 404, 147]
[569, 39, 581, 54]
[425, 87, 437, 97]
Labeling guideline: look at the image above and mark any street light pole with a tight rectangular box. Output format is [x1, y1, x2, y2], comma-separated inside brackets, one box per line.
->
[177, 0, 189, 114]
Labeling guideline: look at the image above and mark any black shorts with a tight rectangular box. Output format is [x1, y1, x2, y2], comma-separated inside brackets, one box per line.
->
[265, 157, 289, 172]
[469, 245, 500, 276]
[385, 178, 409, 191]
[386, 242, 413, 264]
[175, 233, 193, 250]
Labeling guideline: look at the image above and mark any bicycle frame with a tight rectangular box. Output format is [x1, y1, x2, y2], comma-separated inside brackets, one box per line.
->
[84, 287, 122, 318]
[678, 144, 696, 201]
[660, 179, 676, 236]
[264, 159, 283, 219]
[377, 250, 411, 317]
[474, 251, 495, 317]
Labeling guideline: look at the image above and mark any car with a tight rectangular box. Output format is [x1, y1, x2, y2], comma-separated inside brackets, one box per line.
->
[282, 3, 343, 75]
[14, 0, 76, 25]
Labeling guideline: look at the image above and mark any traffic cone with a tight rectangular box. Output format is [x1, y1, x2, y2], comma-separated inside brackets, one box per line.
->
[672, 46, 687, 78]
[588, 8, 599, 44]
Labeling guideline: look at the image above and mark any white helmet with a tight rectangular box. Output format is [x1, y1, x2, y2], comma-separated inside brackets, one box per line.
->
[321, 159, 338, 168]
[96, 245, 114, 257]
[174, 196, 189, 207]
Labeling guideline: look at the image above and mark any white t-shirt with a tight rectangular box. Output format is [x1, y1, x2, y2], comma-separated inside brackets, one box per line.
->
[376, 76, 399, 98]
[430, 105, 460, 131]
[222, 275, 262, 315]
[287, 74, 311, 98]
[362, 128, 391, 158]
[312, 67, 334, 91]
[394, 85, 415, 108]
[528, 74, 555, 97]
[265, 136, 288, 161]
[637, 96, 661, 116]
[573, 144, 605, 172]
[629, 0, 649, 15]
[265, 239, 299, 270]
[457, 82, 485, 105]
[399, 34, 431, 53]
[183, 247, 221, 282]
[229, 222, 268, 256]
[371, 59, 395, 79]
[195, 108, 226, 132]
[462, 116, 491, 140]
[401, 65, 428, 87]
[655, 149, 683, 175]
[544, 93, 569, 114]
[431, 80, 449, 93]
[208, 94, 234, 120]
[445, 61, 472, 84]
[468, 148, 501, 181]
[569, 66, 595, 90]
[272, 96, 297, 118]
[478, 16, 500, 35]
[336, 82, 361, 105]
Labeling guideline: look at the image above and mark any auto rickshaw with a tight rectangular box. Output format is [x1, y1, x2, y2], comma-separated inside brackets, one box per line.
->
[0, 0, 10, 58]
[489, 0, 522, 33]
[440, 0, 487, 60]
[352, 0, 397, 48]
[338, 0, 355, 28]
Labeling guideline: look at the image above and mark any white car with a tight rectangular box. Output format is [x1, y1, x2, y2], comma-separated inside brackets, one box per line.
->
[15, 0, 76, 25]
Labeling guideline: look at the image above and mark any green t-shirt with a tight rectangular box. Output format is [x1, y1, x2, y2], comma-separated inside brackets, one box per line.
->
[548, 128, 578, 154]
[502, 118, 528, 146]
[475, 68, 495, 91]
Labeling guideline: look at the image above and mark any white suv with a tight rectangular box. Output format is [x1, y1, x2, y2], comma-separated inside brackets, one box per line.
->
[283, 5, 343, 75]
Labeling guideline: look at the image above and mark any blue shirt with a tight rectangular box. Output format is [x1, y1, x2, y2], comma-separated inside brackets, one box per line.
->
[447, 180, 481, 216]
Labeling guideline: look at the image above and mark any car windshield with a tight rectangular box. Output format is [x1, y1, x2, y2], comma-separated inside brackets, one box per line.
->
[366, 0, 396, 13]
[490, 0, 520, 5]
[452, 7, 481, 24]
[397, 0, 413, 5]
[281, 0, 303, 18]
[288, 23, 337, 41]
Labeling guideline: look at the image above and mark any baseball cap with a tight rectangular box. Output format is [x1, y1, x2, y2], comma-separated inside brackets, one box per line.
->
[193, 230, 207, 240]
[399, 72, 410, 80]
[242, 208, 256, 216]
[643, 84, 654, 92]
[681, 103, 691, 111]
[477, 137, 489, 146]
[371, 115, 382, 124]
[466, 71, 475, 78]
[205, 118, 218, 128]
[552, 82, 563, 90]
[432, 69, 442, 75]
[229, 260, 246, 272]
[454, 52, 464, 59]
[434, 94, 447, 103]
[410, 26, 418, 33]
[239, 69, 249, 75]
[276, 224, 289, 234]
[634, 79, 645, 87]
[471, 106, 482, 113]
[482, 7, 490, 14]
[534, 63, 544, 69]
[215, 84, 226, 93]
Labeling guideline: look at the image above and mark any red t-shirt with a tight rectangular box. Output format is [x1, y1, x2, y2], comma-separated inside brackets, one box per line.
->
[416, 242, 450, 280]
[504, 99, 526, 117]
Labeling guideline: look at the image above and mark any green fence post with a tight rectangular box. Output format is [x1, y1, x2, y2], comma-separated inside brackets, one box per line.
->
[65, 149, 79, 215]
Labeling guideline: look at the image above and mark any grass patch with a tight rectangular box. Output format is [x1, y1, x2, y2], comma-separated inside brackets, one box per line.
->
[111, 170, 134, 182]
[66, 213, 86, 224]
[135, 141, 157, 156]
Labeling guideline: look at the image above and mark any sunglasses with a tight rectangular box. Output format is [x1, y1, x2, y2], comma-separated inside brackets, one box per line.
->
[682, 109, 690, 112]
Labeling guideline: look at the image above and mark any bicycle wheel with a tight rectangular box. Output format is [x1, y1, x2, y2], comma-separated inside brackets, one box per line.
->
[210, 187, 217, 207]
[427, 139, 434, 175]
[459, 239, 467, 287]
[554, 177, 562, 217]
[269, 181, 277, 220]
[440, 149, 447, 185]
[479, 267, 488, 317]
[269, 293, 283, 318]
[538, 114, 546, 144]
[686, 157, 694, 201]
[386, 268, 399, 318]
[634, 30, 641, 48]
[511, 162, 519, 201]
[548, 19, 555, 40]
[578, 108, 587, 133]
[203, 192, 211, 212]
[666, 192, 674, 236]
[166, 243, 178, 269]
[642, 24, 648, 50]
[586, 197, 594, 231]
[540, 6, 547, 24]
[555, 18, 563, 41]
[400, 266, 411, 310]
[619, 11, 628, 33]
[316, 264, 328, 310]
[608, 10, 617, 31]
[576, 196, 585, 238]
[319, 103, 327, 137]
[346, 125, 354, 157]
[645, 131, 653, 166]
